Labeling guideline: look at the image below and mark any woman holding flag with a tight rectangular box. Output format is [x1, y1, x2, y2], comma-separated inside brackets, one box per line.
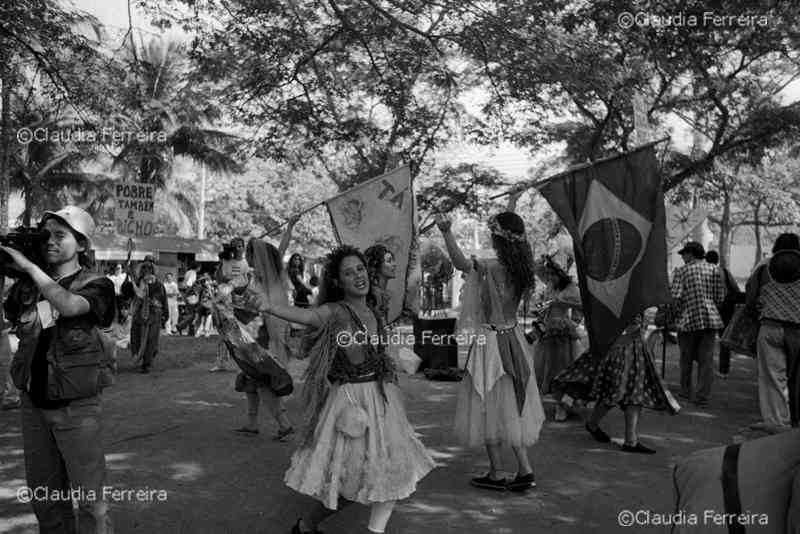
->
[435, 211, 544, 491]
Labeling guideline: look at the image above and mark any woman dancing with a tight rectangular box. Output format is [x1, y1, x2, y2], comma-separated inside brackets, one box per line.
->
[436, 212, 544, 491]
[259, 245, 434, 534]
[551, 314, 677, 453]
[232, 239, 295, 441]
[534, 256, 584, 421]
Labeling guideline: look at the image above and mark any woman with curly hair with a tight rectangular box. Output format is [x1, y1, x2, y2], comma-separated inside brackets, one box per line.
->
[364, 244, 397, 325]
[533, 256, 584, 421]
[258, 245, 434, 534]
[435, 211, 544, 492]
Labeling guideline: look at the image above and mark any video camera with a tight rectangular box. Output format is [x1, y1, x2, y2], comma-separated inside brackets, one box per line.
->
[0, 227, 47, 277]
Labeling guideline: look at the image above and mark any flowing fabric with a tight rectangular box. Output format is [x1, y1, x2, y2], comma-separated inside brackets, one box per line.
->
[552, 322, 678, 414]
[455, 259, 544, 447]
[211, 238, 296, 396]
[286, 303, 434, 509]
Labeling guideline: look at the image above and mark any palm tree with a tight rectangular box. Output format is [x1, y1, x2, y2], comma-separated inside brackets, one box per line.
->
[110, 35, 241, 235]
[9, 114, 116, 227]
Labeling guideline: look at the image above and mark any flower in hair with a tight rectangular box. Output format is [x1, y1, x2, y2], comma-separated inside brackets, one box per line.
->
[487, 216, 526, 243]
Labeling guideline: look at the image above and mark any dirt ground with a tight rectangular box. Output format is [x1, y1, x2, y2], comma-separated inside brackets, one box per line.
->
[0, 334, 774, 534]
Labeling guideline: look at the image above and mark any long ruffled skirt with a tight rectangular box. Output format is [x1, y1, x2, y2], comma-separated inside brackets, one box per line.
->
[284, 381, 435, 510]
[454, 326, 545, 448]
[552, 332, 676, 412]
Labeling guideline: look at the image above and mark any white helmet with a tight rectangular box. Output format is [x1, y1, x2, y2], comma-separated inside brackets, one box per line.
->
[41, 206, 96, 248]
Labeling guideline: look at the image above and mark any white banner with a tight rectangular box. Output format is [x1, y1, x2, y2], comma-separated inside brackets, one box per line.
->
[325, 166, 419, 322]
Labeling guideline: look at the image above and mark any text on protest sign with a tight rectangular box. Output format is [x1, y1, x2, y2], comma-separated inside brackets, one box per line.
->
[115, 183, 156, 237]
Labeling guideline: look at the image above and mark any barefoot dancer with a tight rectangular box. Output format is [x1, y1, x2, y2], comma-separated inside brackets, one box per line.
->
[259, 245, 434, 534]
[436, 212, 544, 491]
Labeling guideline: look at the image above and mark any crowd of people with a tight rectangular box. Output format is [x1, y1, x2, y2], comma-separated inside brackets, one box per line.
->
[0, 204, 798, 534]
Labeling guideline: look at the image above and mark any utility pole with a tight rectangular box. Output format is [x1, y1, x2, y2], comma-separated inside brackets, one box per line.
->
[198, 163, 206, 239]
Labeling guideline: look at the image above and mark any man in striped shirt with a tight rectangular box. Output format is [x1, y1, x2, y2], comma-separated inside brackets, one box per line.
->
[670, 241, 725, 406]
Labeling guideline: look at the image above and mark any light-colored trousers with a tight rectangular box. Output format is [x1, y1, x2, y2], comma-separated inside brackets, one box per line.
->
[167, 298, 179, 332]
[0, 329, 19, 404]
[756, 322, 798, 427]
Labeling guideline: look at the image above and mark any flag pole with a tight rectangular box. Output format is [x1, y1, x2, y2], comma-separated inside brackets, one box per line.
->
[258, 165, 413, 239]
[257, 201, 325, 239]
[489, 136, 671, 201]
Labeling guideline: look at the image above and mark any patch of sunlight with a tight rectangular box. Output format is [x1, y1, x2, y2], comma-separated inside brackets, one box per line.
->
[174, 400, 234, 408]
[464, 509, 502, 521]
[0, 432, 22, 439]
[0, 478, 28, 499]
[402, 502, 456, 514]
[425, 448, 458, 460]
[551, 515, 580, 524]
[0, 512, 37, 529]
[170, 462, 204, 482]
[106, 452, 136, 462]
[658, 435, 701, 444]
[681, 410, 718, 418]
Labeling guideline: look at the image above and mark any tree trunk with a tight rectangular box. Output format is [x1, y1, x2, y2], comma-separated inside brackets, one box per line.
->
[753, 201, 762, 268]
[0, 48, 11, 234]
[718, 188, 731, 268]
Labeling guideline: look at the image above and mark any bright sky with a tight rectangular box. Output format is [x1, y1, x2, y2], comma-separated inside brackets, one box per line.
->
[67, 0, 800, 183]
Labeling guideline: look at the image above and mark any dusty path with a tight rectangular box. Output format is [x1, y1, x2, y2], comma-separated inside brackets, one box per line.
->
[0, 335, 767, 533]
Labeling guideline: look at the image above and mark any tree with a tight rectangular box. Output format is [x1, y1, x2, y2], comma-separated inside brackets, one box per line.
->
[140, 0, 471, 189]
[457, 0, 800, 189]
[671, 144, 800, 267]
[0, 0, 114, 229]
[107, 34, 242, 235]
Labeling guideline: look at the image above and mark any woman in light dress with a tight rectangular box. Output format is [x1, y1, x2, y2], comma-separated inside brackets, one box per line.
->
[436, 211, 544, 491]
[259, 245, 434, 534]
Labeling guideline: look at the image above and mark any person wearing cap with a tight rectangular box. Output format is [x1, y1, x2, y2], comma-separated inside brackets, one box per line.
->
[130, 260, 168, 373]
[670, 241, 725, 407]
[2, 206, 115, 533]
[745, 233, 800, 431]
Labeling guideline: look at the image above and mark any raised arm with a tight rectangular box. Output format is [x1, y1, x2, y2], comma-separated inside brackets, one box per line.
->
[435, 214, 472, 273]
[260, 299, 331, 329]
[278, 215, 300, 258]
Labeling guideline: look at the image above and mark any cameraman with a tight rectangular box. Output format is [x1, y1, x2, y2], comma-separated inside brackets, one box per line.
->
[3, 206, 114, 534]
